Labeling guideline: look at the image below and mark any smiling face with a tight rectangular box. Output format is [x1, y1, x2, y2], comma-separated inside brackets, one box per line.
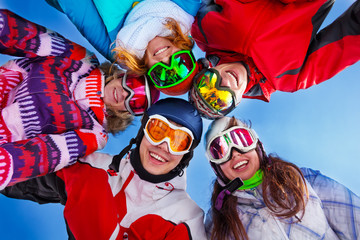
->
[139, 136, 183, 175]
[220, 149, 260, 181]
[103, 76, 129, 112]
[145, 36, 182, 68]
[213, 63, 248, 103]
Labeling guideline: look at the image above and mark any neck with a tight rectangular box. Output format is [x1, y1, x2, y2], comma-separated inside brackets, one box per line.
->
[238, 169, 263, 190]
[130, 147, 179, 183]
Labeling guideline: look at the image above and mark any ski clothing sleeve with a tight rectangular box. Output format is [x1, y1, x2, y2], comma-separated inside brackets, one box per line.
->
[192, 0, 360, 101]
[302, 168, 360, 240]
[296, 0, 360, 90]
[45, 0, 201, 61]
[0, 10, 107, 190]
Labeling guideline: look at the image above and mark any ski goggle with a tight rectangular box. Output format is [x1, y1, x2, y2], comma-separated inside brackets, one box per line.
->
[144, 114, 194, 155]
[122, 72, 152, 116]
[147, 50, 196, 89]
[193, 68, 236, 115]
[207, 126, 258, 164]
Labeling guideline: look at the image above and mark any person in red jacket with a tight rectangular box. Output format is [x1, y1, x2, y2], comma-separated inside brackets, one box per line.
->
[1, 98, 207, 240]
[189, 0, 360, 119]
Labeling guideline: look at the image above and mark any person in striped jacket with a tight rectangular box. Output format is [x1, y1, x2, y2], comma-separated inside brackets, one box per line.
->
[0, 9, 159, 190]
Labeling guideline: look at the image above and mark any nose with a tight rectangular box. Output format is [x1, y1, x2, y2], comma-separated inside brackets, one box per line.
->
[161, 47, 179, 65]
[230, 149, 243, 159]
[161, 55, 171, 65]
[219, 71, 231, 88]
[158, 141, 170, 152]
[122, 88, 129, 101]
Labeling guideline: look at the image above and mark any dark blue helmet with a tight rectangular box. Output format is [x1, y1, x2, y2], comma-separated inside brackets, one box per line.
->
[146, 97, 203, 145]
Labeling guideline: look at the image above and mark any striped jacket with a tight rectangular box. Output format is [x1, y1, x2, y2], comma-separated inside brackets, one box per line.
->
[0, 10, 108, 190]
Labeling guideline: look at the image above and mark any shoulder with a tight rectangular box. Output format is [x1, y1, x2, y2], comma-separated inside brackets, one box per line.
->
[79, 152, 114, 169]
[171, 0, 201, 16]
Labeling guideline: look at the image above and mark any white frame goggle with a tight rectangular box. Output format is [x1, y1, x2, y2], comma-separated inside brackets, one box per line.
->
[144, 114, 194, 155]
[122, 72, 152, 116]
[206, 126, 258, 164]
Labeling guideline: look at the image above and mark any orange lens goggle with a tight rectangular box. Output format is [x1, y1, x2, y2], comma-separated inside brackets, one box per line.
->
[144, 115, 194, 155]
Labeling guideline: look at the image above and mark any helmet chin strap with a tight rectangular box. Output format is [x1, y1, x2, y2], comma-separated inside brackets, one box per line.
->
[213, 141, 269, 210]
[215, 177, 244, 211]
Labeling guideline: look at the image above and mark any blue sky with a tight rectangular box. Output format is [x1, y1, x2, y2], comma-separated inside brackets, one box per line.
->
[0, 0, 359, 239]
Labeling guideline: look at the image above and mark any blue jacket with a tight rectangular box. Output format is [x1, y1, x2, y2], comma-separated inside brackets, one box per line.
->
[45, 0, 201, 60]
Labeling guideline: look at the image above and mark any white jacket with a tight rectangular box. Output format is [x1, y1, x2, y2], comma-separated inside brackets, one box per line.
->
[205, 168, 360, 239]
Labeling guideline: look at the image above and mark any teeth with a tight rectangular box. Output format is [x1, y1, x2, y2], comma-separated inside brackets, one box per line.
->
[150, 152, 166, 162]
[228, 71, 237, 83]
[154, 47, 169, 56]
[114, 89, 118, 102]
[233, 160, 248, 169]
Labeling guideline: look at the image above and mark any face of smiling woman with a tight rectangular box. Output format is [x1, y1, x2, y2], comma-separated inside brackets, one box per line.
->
[145, 36, 182, 68]
[103, 76, 129, 112]
[213, 62, 248, 103]
[220, 149, 260, 181]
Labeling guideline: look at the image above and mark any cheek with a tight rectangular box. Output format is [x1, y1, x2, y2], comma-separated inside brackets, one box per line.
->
[144, 49, 158, 69]
[219, 162, 232, 179]
[173, 155, 183, 165]
[139, 139, 148, 164]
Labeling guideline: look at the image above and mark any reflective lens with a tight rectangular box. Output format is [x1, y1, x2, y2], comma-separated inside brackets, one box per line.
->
[123, 73, 151, 116]
[147, 50, 196, 88]
[195, 69, 234, 114]
[207, 126, 258, 164]
[145, 115, 194, 154]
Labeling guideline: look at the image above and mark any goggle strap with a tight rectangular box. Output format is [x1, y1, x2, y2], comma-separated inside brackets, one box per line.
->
[108, 137, 137, 173]
[215, 177, 244, 211]
[144, 76, 151, 109]
[122, 72, 135, 115]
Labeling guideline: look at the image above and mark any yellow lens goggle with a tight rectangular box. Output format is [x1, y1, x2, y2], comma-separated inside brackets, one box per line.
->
[194, 68, 236, 114]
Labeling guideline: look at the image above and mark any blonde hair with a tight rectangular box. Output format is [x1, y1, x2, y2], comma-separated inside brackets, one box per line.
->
[99, 62, 134, 134]
[113, 18, 194, 75]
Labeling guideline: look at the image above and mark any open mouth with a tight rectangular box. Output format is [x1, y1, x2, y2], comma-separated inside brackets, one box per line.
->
[113, 89, 118, 103]
[154, 46, 169, 56]
[226, 70, 238, 87]
[150, 152, 167, 163]
[233, 160, 248, 170]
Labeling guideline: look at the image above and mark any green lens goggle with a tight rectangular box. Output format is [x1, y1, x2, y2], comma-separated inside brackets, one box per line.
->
[147, 50, 196, 89]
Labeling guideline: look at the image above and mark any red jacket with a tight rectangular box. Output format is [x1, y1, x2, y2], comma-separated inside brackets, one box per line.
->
[1, 152, 207, 240]
[192, 0, 360, 101]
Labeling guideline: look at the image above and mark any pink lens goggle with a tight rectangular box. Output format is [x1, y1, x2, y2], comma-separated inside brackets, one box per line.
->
[207, 126, 258, 164]
[122, 72, 152, 116]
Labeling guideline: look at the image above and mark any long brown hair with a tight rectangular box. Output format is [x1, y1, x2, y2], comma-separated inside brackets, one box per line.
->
[210, 118, 308, 240]
[113, 18, 194, 75]
[99, 62, 134, 134]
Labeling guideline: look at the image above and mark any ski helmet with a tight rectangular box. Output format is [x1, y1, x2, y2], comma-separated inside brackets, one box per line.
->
[109, 97, 203, 183]
[205, 116, 267, 184]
